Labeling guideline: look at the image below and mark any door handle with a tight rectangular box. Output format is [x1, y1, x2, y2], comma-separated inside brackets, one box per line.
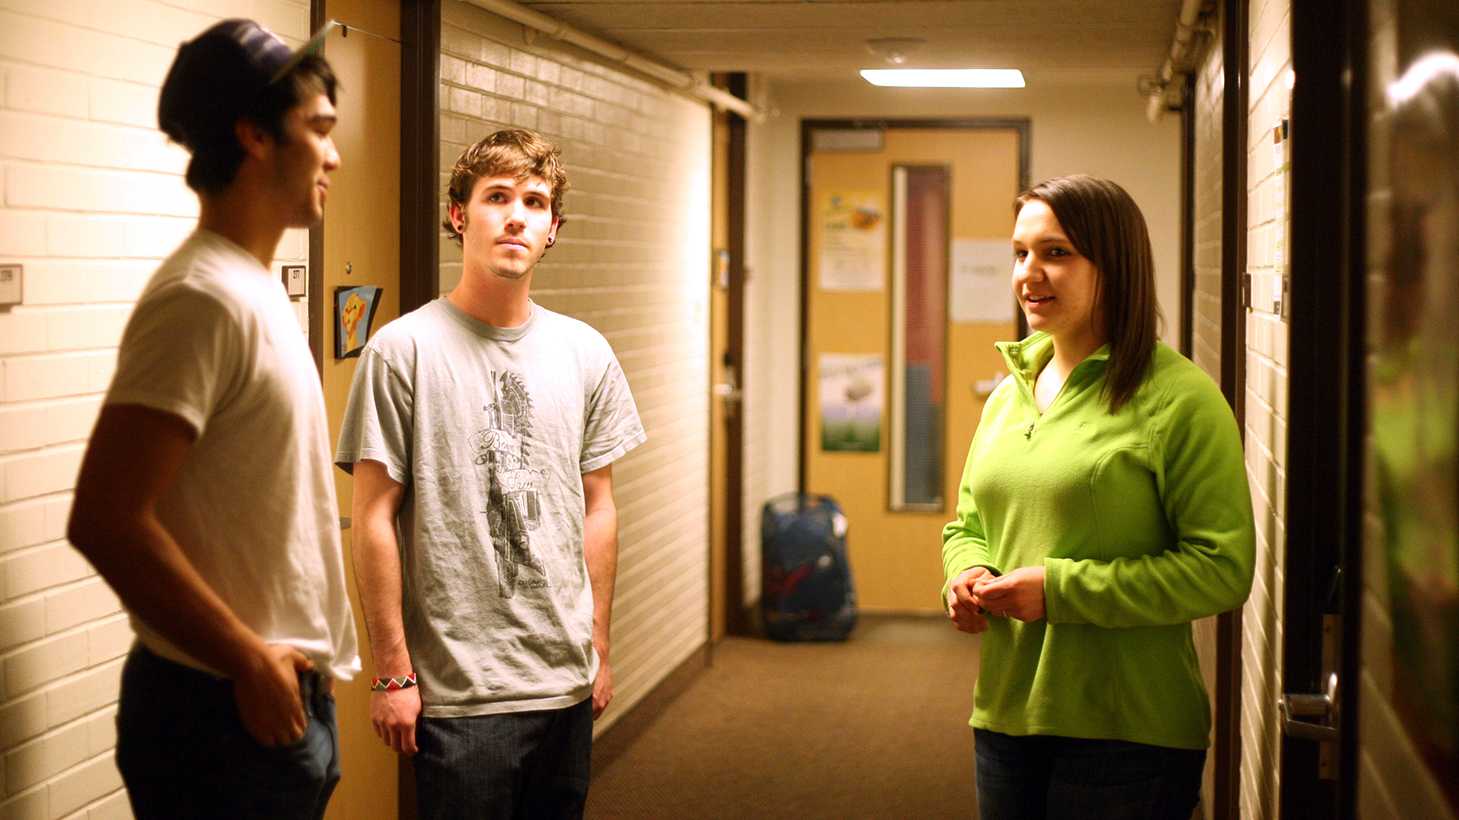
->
[712, 382, 742, 401]
[1279, 671, 1339, 742]
[714, 361, 742, 416]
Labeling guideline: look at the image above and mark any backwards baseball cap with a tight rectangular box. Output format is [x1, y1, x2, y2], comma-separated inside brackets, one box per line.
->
[158, 18, 336, 151]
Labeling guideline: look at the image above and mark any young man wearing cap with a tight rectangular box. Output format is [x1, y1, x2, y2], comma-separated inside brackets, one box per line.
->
[67, 19, 358, 820]
[336, 129, 644, 818]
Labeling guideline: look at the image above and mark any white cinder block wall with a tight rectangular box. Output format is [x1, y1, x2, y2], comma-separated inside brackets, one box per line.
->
[0, 2, 311, 817]
[1238, 0, 1292, 815]
[436, 1, 712, 734]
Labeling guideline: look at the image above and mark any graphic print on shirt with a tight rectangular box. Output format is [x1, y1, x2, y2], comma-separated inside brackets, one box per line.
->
[471, 370, 548, 598]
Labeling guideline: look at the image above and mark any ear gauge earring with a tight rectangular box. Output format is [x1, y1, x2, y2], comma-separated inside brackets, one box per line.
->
[546, 237, 555, 247]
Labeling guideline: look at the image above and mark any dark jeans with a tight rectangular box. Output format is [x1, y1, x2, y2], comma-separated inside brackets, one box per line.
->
[414, 698, 593, 820]
[973, 729, 1206, 820]
[115, 646, 340, 820]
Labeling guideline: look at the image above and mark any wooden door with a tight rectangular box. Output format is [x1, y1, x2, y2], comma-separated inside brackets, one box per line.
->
[801, 124, 1024, 613]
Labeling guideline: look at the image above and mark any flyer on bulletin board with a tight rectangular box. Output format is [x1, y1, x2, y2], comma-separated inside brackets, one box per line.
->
[819, 353, 883, 452]
[949, 238, 1013, 323]
[818, 191, 886, 291]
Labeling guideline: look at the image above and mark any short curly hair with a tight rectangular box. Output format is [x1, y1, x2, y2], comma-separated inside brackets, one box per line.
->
[443, 129, 569, 245]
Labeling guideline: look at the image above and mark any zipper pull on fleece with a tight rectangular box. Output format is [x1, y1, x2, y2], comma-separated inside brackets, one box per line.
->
[1024, 422, 1035, 440]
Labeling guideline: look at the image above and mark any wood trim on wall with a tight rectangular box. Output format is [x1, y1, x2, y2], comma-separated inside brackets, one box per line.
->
[1180, 74, 1196, 359]
[400, 0, 441, 313]
[724, 73, 750, 635]
[308, 0, 328, 373]
[1215, 1, 1249, 816]
[396, 4, 439, 816]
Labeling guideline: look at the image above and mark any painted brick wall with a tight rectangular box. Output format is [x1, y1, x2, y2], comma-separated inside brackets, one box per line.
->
[1356, 0, 1458, 816]
[1238, 0, 1292, 815]
[0, 2, 310, 817]
[437, 1, 712, 734]
[1192, 16, 1227, 384]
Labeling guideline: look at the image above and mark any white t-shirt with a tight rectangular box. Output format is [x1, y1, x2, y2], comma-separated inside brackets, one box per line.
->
[335, 298, 644, 716]
[104, 230, 360, 680]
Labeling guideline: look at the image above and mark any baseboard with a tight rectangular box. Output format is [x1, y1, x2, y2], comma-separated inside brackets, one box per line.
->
[591, 642, 710, 774]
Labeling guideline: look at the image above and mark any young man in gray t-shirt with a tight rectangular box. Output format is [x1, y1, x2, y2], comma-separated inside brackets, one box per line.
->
[336, 128, 644, 818]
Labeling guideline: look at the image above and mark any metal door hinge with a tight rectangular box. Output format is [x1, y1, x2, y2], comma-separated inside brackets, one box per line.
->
[1240, 272, 1252, 309]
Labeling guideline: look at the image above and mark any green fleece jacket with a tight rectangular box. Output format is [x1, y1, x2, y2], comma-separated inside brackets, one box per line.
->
[941, 332, 1255, 750]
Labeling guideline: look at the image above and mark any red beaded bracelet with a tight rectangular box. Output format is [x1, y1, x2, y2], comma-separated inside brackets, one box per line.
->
[370, 673, 417, 692]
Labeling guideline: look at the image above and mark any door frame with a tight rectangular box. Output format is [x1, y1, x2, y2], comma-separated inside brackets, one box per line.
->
[306, 4, 439, 819]
[712, 73, 750, 637]
[1282, 0, 1367, 816]
[399, 0, 441, 316]
[796, 118, 1031, 493]
[1213, 1, 1250, 816]
[885, 162, 952, 515]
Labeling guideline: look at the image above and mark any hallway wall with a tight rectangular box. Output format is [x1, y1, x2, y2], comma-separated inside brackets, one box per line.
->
[436, 1, 713, 735]
[746, 79, 1182, 611]
[1236, 0, 1293, 814]
[0, 2, 313, 816]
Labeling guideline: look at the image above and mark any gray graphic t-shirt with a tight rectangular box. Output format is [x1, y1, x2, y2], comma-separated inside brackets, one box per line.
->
[335, 299, 645, 716]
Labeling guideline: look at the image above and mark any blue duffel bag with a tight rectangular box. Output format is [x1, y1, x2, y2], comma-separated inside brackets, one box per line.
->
[760, 493, 857, 641]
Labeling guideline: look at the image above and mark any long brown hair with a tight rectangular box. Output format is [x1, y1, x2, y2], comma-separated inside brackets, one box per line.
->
[1014, 175, 1159, 412]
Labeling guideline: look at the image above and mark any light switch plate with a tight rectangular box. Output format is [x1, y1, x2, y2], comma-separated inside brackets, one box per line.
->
[281, 264, 307, 298]
[0, 264, 21, 306]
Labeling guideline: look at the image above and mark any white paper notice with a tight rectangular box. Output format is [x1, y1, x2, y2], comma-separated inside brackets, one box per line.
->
[818, 191, 886, 291]
[949, 239, 1012, 323]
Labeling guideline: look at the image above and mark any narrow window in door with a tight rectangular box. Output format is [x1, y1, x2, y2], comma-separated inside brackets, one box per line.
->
[890, 165, 949, 511]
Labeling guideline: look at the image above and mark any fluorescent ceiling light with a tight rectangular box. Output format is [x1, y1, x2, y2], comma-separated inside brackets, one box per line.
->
[860, 69, 1025, 88]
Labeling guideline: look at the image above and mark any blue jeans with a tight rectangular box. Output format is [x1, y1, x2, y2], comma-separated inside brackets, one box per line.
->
[973, 729, 1205, 820]
[414, 698, 593, 820]
[115, 646, 340, 820]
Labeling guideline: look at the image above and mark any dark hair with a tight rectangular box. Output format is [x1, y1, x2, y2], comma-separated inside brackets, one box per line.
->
[443, 129, 569, 245]
[184, 55, 338, 195]
[1014, 175, 1159, 412]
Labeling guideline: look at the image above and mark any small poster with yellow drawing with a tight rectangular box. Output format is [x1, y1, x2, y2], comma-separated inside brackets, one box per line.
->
[818, 191, 885, 291]
[334, 285, 382, 359]
[820, 353, 883, 452]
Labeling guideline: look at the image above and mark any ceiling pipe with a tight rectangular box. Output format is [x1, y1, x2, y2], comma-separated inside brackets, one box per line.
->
[463, 0, 761, 120]
[1146, 0, 1208, 122]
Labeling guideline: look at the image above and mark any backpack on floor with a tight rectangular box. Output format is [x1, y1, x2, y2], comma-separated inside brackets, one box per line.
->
[760, 493, 857, 641]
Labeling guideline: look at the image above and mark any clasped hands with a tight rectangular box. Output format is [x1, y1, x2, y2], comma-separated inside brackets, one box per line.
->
[945, 566, 1046, 634]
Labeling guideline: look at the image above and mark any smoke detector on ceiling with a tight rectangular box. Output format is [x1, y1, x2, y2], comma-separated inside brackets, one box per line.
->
[865, 37, 926, 66]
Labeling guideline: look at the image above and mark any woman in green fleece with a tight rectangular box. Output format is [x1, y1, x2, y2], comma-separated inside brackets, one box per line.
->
[941, 175, 1255, 820]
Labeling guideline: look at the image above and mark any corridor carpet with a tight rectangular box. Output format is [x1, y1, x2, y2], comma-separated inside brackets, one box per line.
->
[587, 615, 983, 819]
